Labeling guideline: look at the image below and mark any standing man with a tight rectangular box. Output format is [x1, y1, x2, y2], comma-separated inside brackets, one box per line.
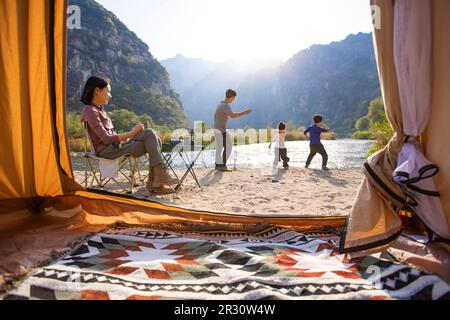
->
[214, 89, 252, 172]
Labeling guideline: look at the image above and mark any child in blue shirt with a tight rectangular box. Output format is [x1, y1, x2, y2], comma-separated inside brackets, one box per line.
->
[304, 114, 331, 171]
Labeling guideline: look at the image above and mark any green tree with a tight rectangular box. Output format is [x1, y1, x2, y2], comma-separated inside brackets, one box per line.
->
[109, 109, 155, 133]
[368, 97, 387, 126]
[109, 109, 141, 133]
[352, 97, 394, 156]
[355, 116, 370, 131]
[368, 97, 394, 146]
[138, 114, 155, 129]
[66, 112, 84, 138]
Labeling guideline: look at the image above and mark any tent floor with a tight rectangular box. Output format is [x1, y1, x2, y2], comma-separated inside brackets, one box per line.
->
[1, 216, 449, 300]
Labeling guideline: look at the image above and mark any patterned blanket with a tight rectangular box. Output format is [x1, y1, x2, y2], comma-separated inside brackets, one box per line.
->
[3, 226, 449, 300]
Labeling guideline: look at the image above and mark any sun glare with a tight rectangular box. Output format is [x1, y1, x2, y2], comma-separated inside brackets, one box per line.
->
[97, 0, 373, 63]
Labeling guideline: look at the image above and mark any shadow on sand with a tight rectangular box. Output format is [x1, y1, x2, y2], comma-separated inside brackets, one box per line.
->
[309, 169, 349, 187]
[199, 169, 224, 186]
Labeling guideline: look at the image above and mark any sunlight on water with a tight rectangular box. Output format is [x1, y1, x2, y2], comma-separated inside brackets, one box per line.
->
[71, 139, 373, 171]
[163, 139, 372, 170]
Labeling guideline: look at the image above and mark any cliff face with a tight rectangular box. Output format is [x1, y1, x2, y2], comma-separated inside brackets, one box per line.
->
[272, 32, 381, 133]
[67, 0, 189, 128]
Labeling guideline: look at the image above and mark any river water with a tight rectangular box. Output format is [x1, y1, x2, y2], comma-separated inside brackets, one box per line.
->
[71, 139, 373, 171]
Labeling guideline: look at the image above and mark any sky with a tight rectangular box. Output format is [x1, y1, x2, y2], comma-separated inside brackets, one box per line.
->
[96, 0, 374, 63]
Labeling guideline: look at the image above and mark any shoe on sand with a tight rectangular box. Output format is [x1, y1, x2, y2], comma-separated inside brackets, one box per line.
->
[146, 166, 155, 190]
[217, 167, 235, 172]
[151, 185, 176, 195]
[152, 164, 179, 187]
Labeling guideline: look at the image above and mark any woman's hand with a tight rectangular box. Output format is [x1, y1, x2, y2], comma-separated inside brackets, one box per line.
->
[132, 123, 145, 135]
[119, 123, 144, 142]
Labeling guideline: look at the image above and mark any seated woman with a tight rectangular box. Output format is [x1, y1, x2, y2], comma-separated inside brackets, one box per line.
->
[80, 76, 178, 194]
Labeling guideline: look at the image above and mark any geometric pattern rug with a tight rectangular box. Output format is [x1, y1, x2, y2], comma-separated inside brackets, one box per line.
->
[3, 226, 450, 300]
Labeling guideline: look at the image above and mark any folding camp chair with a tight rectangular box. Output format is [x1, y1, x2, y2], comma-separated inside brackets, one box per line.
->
[81, 122, 145, 194]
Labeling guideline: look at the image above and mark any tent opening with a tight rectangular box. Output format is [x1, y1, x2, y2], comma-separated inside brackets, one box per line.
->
[1, 0, 449, 300]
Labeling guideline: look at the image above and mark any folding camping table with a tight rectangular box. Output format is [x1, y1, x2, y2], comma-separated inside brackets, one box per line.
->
[162, 139, 206, 191]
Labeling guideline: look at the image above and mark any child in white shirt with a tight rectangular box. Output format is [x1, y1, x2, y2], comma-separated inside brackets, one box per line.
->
[269, 122, 290, 168]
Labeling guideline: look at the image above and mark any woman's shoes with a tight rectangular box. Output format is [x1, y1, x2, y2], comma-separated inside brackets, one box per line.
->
[146, 165, 177, 194]
[151, 185, 176, 194]
[152, 164, 179, 188]
[146, 166, 154, 189]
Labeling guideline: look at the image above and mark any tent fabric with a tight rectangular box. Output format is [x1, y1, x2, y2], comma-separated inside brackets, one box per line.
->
[54, 0, 78, 186]
[392, 0, 449, 239]
[2, 200, 449, 290]
[340, 0, 407, 253]
[340, 0, 450, 253]
[0, 0, 80, 200]
[393, 0, 432, 137]
[1, 0, 450, 294]
[389, 235, 450, 284]
[423, 0, 450, 229]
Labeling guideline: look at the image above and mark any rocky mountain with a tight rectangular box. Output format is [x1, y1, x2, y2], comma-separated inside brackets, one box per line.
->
[162, 33, 380, 134]
[272, 32, 381, 133]
[66, 0, 189, 128]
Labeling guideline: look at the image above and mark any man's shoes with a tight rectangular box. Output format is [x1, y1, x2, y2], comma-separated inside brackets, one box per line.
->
[216, 166, 235, 172]
[322, 166, 330, 171]
[305, 165, 309, 169]
[215, 164, 235, 172]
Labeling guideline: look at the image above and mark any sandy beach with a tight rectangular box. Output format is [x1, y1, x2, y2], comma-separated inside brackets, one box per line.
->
[74, 167, 364, 216]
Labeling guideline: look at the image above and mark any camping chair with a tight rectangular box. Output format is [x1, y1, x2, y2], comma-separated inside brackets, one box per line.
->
[81, 122, 145, 194]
